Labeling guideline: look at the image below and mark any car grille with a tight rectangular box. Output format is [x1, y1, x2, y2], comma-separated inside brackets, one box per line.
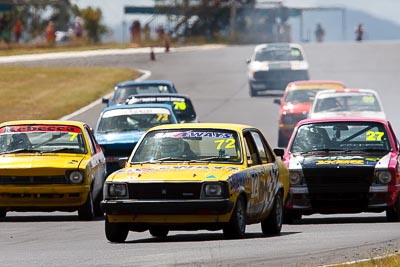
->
[253, 69, 309, 81]
[281, 113, 308, 124]
[128, 183, 203, 200]
[303, 166, 374, 210]
[0, 175, 68, 185]
[102, 147, 135, 157]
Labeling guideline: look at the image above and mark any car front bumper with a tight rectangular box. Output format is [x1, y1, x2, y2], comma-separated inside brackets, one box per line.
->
[285, 184, 399, 214]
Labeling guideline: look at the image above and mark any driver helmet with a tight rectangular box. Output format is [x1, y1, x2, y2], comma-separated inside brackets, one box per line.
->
[159, 137, 185, 158]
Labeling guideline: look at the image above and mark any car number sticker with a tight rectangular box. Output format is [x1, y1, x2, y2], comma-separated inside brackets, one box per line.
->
[156, 114, 169, 121]
[69, 132, 78, 141]
[366, 131, 384, 141]
[214, 138, 235, 150]
[173, 101, 187, 110]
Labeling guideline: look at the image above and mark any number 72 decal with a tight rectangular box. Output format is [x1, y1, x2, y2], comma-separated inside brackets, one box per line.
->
[214, 138, 235, 150]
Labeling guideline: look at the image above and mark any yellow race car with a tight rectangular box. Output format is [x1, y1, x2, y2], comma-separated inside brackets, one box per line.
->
[0, 120, 107, 220]
[101, 123, 290, 242]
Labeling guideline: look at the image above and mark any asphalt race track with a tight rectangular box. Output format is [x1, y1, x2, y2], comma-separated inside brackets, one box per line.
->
[0, 42, 400, 267]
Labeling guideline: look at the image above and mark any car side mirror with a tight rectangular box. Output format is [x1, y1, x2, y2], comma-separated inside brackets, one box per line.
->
[273, 99, 281, 105]
[246, 58, 251, 64]
[102, 98, 109, 104]
[273, 148, 284, 158]
[118, 157, 128, 168]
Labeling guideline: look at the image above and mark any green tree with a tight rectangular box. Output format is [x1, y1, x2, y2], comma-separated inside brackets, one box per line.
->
[79, 7, 107, 43]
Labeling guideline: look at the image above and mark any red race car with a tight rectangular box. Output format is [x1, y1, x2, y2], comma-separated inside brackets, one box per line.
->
[274, 80, 345, 147]
[282, 117, 400, 223]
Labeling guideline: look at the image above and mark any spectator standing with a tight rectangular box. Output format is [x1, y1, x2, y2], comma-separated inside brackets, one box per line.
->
[130, 20, 141, 46]
[74, 17, 83, 38]
[0, 14, 11, 44]
[45, 21, 56, 45]
[13, 19, 23, 43]
[315, 23, 325, 42]
[156, 24, 164, 42]
[355, 23, 364, 42]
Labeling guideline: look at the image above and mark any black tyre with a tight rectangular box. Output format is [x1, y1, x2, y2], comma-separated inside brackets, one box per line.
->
[93, 190, 104, 217]
[261, 191, 283, 235]
[249, 84, 258, 97]
[78, 191, 95, 221]
[386, 194, 400, 222]
[223, 196, 246, 239]
[278, 132, 289, 148]
[105, 216, 129, 243]
[0, 208, 6, 218]
[149, 227, 169, 237]
[283, 209, 302, 224]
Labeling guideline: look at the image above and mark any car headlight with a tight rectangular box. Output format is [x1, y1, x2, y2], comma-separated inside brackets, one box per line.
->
[289, 171, 303, 185]
[108, 183, 128, 197]
[203, 183, 223, 198]
[375, 170, 392, 184]
[68, 171, 83, 184]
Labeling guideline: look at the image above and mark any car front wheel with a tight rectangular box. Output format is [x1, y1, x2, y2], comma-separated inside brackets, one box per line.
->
[249, 84, 258, 97]
[223, 196, 246, 239]
[261, 191, 283, 235]
[105, 216, 129, 243]
[78, 191, 95, 221]
[386, 194, 400, 222]
[149, 227, 169, 237]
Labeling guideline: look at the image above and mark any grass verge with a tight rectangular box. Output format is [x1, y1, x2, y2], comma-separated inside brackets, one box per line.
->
[0, 66, 140, 122]
[327, 253, 400, 267]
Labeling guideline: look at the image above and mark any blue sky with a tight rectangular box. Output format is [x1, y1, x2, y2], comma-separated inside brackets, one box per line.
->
[76, 0, 400, 27]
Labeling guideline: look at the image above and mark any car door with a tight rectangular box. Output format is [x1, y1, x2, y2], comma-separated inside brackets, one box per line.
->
[245, 130, 279, 219]
[243, 130, 268, 219]
[84, 125, 106, 199]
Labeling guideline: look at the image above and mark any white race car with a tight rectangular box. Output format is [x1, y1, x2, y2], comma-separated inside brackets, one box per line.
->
[247, 43, 309, 97]
[308, 88, 386, 120]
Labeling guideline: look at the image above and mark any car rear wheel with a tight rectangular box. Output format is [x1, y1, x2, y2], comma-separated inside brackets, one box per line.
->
[105, 216, 129, 243]
[386, 194, 400, 222]
[223, 196, 246, 239]
[283, 209, 302, 224]
[261, 191, 283, 235]
[0, 208, 6, 218]
[149, 227, 169, 237]
[78, 191, 95, 221]
[278, 131, 289, 148]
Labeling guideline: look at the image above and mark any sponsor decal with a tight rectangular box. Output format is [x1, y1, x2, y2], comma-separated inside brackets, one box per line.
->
[0, 125, 82, 133]
[316, 159, 364, 165]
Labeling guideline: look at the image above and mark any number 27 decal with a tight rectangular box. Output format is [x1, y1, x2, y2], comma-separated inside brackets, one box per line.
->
[366, 131, 384, 141]
[214, 138, 235, 149]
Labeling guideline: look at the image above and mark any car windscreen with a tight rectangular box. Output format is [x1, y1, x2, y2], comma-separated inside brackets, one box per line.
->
[290, 122, 391, 153]
[285, 89, 319, 103]
[96, 107, 175, 133]
[114, 84, 173, 100]
[0, 125, 87, 154]
[131, 129, 242, 163]
[255, 48, 303, 61]
[314, 93, 382, 113]
[127, 96, 197, 122]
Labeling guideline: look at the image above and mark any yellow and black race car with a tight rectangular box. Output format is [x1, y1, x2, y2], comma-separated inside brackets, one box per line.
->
[102, 123, 290, 242]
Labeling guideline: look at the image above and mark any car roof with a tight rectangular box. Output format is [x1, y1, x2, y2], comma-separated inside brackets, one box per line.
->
[146, 123, 257, 132]
[0, 120, 86, 128]
[297, 117, 389, 126]
[101, 103, 175, 112]
[254, 42, 304, 51]
[286, 80, 346, 90]
[115, 80, 175, 87]
[314, 88, 380, 98]
[125, 93, 193, 104]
